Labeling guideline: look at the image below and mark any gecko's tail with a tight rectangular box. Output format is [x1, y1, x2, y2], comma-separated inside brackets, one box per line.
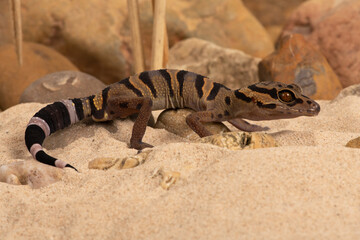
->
[25, 98, 89, 171]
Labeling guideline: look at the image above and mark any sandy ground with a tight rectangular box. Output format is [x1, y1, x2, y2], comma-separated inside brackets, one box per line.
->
[0, 95, 360, 240]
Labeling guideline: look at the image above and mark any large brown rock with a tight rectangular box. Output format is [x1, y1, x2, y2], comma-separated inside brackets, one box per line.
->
[0, 0, 273, 85]
[243, 0, 307, 42]
[0, 42, 78, 109]
[280, 0, 360, 88]
[0, 0, 12, 45]
[164, 0, 274, 58]
[259, 34, 342, 99]
[169, 38, 260, 90]
[20, 71, 106, 104]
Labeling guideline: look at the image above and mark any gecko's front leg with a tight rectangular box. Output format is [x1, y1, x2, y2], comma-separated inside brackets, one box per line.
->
[228, 118, 269, 132]
[107, 96, 153, 150]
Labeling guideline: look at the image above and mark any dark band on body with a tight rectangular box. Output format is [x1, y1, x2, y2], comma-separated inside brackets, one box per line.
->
[34, 102, 70, 133]
[207, 82, 230, 101]
[53, 102, 71, 129]
[47, 104, 63, 130]
[159, 69, 174, 97]
[88, 95, 97, 116]
[25, 125, 45, 150]
[35, 150, 57, 166]
[235, 91, 252, 103]
[176, 70, 187, 97]
[256, 102, 276, 109]
[195, 75, 205, 98]
[34, 107, 56, 134]
[139, 71, 157, 98]
[71, 98, 85, 120]
[101, 86, 111, 110]
[248, 85, 278, 100]
[120, 77, 143, 97]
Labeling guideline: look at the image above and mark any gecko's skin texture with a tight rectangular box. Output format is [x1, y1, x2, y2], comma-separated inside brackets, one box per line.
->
[25, 69, 320, 170]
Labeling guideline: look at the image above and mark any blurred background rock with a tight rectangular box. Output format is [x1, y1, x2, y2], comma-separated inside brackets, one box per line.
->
[1, 0, 360, 109]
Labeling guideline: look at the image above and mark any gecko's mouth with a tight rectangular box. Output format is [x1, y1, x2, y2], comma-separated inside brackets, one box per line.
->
[275, 102, 320, 117]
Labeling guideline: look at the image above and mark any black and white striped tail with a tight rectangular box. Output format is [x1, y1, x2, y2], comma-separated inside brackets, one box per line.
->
[25, 98, 87, 171]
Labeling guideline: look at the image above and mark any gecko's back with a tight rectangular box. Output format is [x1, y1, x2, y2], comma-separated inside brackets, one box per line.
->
[103, 69, 227, 112]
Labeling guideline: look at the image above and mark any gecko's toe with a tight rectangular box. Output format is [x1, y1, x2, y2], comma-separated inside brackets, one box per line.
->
[131, 141, 154, 151]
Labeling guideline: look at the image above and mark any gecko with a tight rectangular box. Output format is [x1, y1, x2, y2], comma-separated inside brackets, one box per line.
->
[25, 69, 320, 171]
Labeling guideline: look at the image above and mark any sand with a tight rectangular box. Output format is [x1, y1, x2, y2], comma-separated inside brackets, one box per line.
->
[0, 95, 360, 239]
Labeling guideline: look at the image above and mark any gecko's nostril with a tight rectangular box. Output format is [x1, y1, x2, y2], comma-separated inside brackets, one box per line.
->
[307, 102, 320, 115]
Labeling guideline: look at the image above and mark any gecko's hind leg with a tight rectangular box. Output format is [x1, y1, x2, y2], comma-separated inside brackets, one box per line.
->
[186, 110, 227, 138]
[107, 96, 153, 150]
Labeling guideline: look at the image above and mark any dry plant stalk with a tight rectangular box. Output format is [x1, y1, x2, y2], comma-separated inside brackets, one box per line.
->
[150, 0, 167, 69]
[127, 0, 145, 73]
[9, 0, 22, 66]
[152, 0, 169, 68]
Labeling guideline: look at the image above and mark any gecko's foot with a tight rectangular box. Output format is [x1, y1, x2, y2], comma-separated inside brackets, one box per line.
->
[130, 141, 154, 150]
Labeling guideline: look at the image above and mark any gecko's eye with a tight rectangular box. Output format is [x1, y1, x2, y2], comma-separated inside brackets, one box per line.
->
[278, 90, 295, 103]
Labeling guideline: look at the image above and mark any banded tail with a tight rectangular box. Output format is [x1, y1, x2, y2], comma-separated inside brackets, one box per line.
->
[25, 98, 89, 171]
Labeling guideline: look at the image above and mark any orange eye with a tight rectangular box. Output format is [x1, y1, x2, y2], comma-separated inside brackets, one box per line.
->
[278, 90, 295, 103]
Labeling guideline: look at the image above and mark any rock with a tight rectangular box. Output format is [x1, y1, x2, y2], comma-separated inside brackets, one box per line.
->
[0, 42, 78, 109]
[332, 84, 360, 102]
[2, 0, 273, 85]
[169, 38, 260, 90]
[89, 152, 179, 190]
[0, 160, 64, 188]
[197, 131, 278, 150]
[20, 71, 106, 103]
[164, 0, 274, 58]
[259, 34, 342, 99]
[155, 108, 230, 140]
[280, 0, 360, 88]
[345, 137, 360, 148]
[243, 0, 307, 42]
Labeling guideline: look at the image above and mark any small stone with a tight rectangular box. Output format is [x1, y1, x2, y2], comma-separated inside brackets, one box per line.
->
[89, 150, 152, 170]
[345, 137, 360, 149]
[0, 160, 64, 188]
[88, 157, 118, 170]
[112, 150, 151, 170]
[20, 71, 106, 103]
[155, 108, 230, 140]
[259, 34, 342, 99]
[197, 131, 278, 150]
[152, 167, 180, 190]
[280, 0, 360, 88]
[0, 42, 78, 109]
[169, 38, 260, 90]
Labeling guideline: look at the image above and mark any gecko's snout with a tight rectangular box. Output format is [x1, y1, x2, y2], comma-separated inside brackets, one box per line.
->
[307, 101, 320, 116]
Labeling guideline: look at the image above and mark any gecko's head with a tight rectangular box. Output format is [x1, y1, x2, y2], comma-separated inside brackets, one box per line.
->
[235, 81, 320, 121]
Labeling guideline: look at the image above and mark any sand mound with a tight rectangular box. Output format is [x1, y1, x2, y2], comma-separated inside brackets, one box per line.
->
[0, 96, 359, 239]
